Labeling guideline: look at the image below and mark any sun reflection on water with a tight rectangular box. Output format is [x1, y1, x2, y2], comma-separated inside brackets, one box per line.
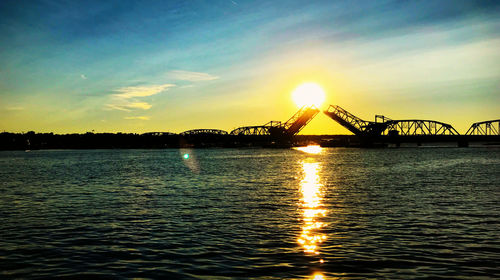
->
[312, 273, 325, 280]
[294, 145, 323, 155]
[298, 160, 327, 255]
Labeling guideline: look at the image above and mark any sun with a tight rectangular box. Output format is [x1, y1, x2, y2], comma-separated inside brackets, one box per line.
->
[292, 82, 326, 108]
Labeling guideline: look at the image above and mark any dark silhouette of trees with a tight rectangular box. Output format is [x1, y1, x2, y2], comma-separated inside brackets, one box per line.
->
[0, 132, 181, 150]
[0, 131, 354, 150]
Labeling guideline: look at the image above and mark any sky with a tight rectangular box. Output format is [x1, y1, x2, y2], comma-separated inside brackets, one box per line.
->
[1, 0, 499, 135]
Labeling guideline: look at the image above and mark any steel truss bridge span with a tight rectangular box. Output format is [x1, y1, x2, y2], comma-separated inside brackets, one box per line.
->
[324, 105, 388, 136]
[383, 120, 459, 136]
[230, 121, 283, 136]
[230, 106, 319, 136]
[466, 120, 500, 136]
[180, 129, 228, 136]
[324, 105, 460, 137]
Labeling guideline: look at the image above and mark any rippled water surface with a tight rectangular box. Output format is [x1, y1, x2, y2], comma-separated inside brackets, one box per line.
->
[1, 147, 499, 279]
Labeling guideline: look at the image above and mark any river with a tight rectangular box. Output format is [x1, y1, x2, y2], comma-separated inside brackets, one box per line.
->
[0, 147, 499, 279]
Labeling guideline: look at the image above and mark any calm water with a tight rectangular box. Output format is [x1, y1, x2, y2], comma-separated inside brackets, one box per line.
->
[0, 147, 499, 279]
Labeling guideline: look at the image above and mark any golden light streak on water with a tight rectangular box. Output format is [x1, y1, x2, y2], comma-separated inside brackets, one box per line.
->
[297, 160, 327, 255]
[294, 145, 323, 155]
[312, 272, 325, 280]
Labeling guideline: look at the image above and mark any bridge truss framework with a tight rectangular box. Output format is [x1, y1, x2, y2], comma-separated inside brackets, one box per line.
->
[230, 106, 319, 137]
[383, 120, 459, 136]
[324, 105, 461, 137]
[466, 120, 500, 136]
[180, 129, 228, 136]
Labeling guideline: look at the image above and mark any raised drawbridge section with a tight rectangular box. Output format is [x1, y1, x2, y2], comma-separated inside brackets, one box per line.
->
[323, 105, 391, 137]
[324, 105, 460, 138]
[230, 106, 319, 136]
[282, 105, 320, 135]
[466, 120, 500, 135]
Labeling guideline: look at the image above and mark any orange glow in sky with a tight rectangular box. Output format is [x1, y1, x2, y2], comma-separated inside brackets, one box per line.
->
[1, 2, 498, 135]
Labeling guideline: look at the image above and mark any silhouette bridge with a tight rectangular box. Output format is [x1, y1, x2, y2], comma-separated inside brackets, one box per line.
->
[322, 105, 499, 146]
[4, 105, 498, 149]
[181, 105, 499, 147]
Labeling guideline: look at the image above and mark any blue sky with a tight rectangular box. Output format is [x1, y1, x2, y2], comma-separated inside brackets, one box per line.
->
[1, 0, 499, 134]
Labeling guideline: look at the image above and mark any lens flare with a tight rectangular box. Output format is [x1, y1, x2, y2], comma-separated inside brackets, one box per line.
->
[180, 149, 199, 173]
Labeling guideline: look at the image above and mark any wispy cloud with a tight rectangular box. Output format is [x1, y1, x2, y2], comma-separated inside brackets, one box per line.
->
[168, 70, 219, 81]
[113, 84, 175, 99]
[124, 116, 150, 120]
[105, 104, 131, 112]
[5, 106, 25, 111]
[125, 102, 152, 110]
[80, 74, 87, 80]
[106, 84, 174, 111]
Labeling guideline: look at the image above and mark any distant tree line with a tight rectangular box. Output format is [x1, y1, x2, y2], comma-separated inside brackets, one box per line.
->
[0, 131, 181, 150]
[0, 131, 355, 150]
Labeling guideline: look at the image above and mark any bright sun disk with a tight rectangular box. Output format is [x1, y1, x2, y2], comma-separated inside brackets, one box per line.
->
[292, 82, 326, 108]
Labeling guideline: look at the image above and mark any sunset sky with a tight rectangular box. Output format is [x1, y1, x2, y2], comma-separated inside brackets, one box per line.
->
[1, 0, 499, 134]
